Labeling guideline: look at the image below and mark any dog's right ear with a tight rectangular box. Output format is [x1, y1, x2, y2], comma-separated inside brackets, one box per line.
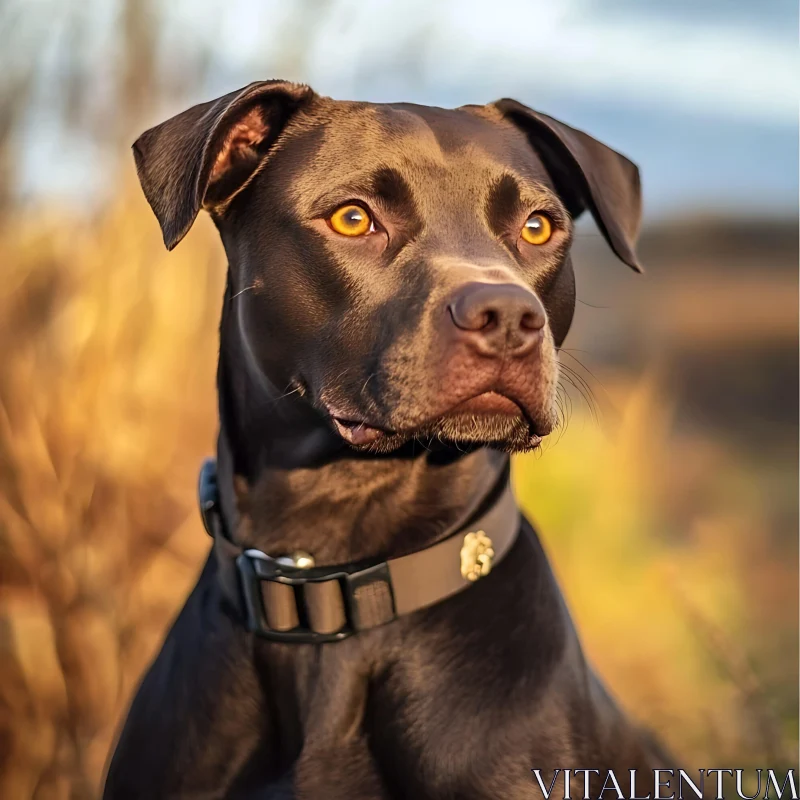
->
[132, 80, 315, 250]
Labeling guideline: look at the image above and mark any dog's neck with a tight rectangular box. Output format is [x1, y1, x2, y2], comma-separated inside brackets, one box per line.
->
[214, 298, 508, 565]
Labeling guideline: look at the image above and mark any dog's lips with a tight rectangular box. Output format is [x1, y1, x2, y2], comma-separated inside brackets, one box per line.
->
[330, 415, 390, 446]
[444, 391, 523, 417]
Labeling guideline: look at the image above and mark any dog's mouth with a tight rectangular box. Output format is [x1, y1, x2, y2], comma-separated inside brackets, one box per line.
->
[330, 415, 393, 447]
[328, 391, 545, 451]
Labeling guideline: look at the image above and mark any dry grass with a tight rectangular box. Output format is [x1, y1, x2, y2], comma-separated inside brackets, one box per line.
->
[0, 185, 222, 798]
[515, 376, 798, 770]
[0, 187, 796, 798]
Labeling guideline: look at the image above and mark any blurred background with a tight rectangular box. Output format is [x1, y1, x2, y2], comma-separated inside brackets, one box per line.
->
[0, 0, 797, 796]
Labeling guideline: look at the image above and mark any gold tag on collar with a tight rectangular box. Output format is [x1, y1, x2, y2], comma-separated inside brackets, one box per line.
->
[460, 530, 495, 581]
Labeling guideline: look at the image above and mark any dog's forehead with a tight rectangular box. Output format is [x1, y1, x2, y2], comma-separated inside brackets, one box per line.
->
[350, 101, 517, 154]
[282, 98, 552, 193]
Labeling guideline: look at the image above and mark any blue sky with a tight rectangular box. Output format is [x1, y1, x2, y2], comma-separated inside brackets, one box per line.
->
[14, 0, 799, 219]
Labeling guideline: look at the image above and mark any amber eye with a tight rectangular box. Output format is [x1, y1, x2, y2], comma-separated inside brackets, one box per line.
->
[328, 204, 373, 236]
[520, 213, 553, 245]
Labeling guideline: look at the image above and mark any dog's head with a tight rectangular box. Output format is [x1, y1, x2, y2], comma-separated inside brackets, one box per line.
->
[133, 81, 641, 454]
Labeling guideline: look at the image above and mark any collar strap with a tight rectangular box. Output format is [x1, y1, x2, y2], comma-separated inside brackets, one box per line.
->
[198, 459, 520, 644]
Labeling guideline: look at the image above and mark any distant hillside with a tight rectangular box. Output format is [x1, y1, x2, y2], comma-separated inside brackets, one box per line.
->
[567, 215, 798, 446]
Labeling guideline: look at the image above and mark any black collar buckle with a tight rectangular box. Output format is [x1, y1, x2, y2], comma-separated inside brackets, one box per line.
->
[237, 552, 352, 643]
[199, 458, 396, 642]
[236, 551, 395, 643]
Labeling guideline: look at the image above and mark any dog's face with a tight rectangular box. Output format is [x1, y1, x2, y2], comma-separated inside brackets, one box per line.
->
[134, 82, 641, 454]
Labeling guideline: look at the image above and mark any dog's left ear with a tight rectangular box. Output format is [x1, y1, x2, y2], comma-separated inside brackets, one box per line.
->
[493, 99, 643, 272]
[133, 80, 316, 250]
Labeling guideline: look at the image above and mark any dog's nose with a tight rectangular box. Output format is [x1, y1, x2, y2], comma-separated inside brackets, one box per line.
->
[447, 282, 546, 358]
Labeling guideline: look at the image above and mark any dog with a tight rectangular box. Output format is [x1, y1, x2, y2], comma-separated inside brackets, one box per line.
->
[103, 81, 672, 799]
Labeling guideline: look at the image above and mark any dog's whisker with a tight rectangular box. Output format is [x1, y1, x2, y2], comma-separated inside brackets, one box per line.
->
[559, 371, 597, 416]
[560, 372, 598, 419]
[557, 359, 601, 415]
[269, 385, 302, 404]
[559, 350, 609, 395]
[359, 373, 376, 399]
[557, 358, 606, 427]
[551, 384, 573, 446]
[230, 284, 256, 301]
[559, 368, 597, 414]
[558, 372, 600, 426]
[413, 434, 432, 453]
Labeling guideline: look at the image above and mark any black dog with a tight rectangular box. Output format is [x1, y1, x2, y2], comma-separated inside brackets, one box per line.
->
[104, 81, 670, 799]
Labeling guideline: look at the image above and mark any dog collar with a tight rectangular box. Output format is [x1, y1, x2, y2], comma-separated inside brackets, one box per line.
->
[198, 459, 520, 644]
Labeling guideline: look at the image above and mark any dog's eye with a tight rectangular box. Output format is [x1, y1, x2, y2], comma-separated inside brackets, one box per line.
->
[328, 204, 374, 236]
[520, 213, 553, 245]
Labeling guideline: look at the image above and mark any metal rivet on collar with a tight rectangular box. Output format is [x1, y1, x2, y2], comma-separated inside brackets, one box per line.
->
[275, 550, 316, 569]
[291, 550, 316, 569]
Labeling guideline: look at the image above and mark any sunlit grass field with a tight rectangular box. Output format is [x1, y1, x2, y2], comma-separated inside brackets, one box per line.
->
[0, 187, 796, 798]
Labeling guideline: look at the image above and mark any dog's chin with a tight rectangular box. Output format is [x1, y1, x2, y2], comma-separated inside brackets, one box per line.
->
[416, 412, 542, 453]
[330, 395, 548, 455]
